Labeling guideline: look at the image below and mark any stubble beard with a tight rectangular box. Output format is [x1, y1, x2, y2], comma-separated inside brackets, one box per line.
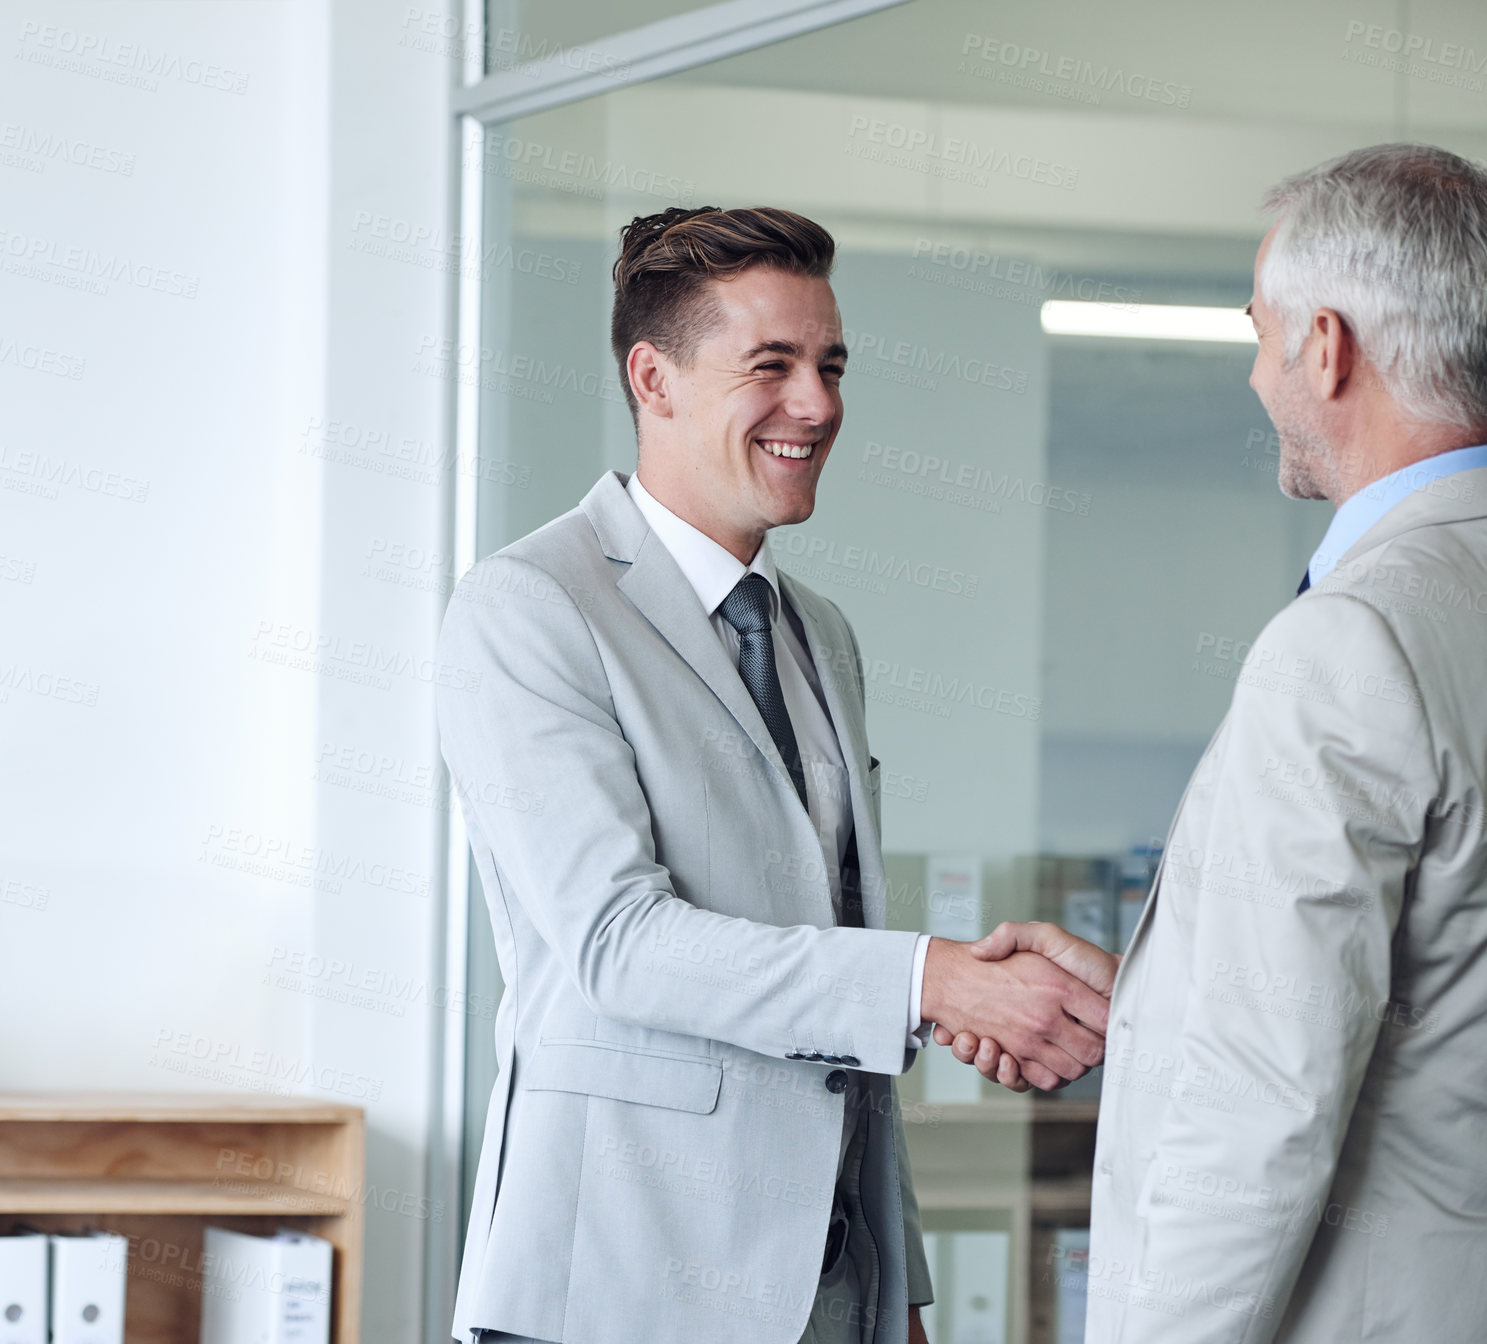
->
[1277, 428, 1334, 500]
[1270, 377, 1337, 502]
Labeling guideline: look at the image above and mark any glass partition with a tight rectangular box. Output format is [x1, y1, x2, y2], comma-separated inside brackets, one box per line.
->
[455, 2, 1487, 1337]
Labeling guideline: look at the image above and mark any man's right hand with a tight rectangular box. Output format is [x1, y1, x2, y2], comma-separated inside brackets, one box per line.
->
[930, 921, 1121, 1090]
[919, 933, 1111, 1092]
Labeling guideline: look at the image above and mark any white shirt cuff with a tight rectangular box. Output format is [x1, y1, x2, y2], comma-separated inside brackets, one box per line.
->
[907, 933, 932, 1048]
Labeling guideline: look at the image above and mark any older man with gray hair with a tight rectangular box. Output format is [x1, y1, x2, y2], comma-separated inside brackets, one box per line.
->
[1018, 143, 1486, 1342]
[1084, 141, 1487, 1343]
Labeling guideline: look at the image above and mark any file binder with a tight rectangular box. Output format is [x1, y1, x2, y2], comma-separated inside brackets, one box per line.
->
[47, 1232, 126, 1344]
[200, 1227, 332, 1344]
[1051, 1227, 1090, 1344]
[0, 1232, 48, 1344]
[272, 1232, 331, 1344]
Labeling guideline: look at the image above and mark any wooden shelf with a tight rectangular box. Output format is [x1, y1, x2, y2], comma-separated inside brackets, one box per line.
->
[0, 1092, 361, 1124]
[903, 1098, 1101, 1124]
[0, 1178, 350, 1216]
[1029, 1176, 1092, 1216]
[0, 1092, 363, 1344]
[913, 1175, 1092, 1215]
[914, 1176, 1026, 1211]
[903, 1087, 1100, 1344]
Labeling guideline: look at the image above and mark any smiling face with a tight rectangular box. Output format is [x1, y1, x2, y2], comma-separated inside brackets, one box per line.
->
[632, 266, 846, 562]
[1248, 225, 1336, 501]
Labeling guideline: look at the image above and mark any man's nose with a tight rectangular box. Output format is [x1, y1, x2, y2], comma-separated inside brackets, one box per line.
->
[784, 371, 837, 424]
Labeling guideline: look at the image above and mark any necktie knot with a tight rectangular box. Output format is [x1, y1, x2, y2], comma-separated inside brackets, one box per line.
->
[718, 573, 773, 637]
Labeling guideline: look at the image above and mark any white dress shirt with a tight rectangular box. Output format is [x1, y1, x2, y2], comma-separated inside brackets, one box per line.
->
[626, 474, 931, 1047]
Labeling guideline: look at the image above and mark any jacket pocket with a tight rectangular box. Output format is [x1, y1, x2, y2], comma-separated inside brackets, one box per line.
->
[524, 1039, 723, 1114]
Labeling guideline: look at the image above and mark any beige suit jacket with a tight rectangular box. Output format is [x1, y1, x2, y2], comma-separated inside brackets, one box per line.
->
[1087, 467, 1487, 1343]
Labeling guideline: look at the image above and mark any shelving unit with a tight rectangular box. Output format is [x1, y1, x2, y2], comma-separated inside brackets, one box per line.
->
[880, 848, 1138, 1343]
[905, 1096, 1099, 1344]
[0, 1093, 364, 1344]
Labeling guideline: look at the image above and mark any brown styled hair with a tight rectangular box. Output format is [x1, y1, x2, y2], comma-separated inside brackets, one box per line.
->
[610, 205, 836, 423]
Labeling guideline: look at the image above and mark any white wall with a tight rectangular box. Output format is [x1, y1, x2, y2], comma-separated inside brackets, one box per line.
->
[0, 2, 455, 1338]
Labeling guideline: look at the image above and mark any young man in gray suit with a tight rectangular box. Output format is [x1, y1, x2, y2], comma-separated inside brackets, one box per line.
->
[436, 206, 1116, 1344]
[946, 144, 1487, 1342]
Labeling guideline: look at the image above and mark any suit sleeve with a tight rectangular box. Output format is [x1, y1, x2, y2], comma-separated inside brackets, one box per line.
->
[1114, 594, 1437, 1342]
[436, 555, 921, 1075]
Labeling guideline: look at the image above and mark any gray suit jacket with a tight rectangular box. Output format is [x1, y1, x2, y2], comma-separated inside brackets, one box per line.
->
[1087, 467, 1487, 1343]
[437, 471, 933, 1344]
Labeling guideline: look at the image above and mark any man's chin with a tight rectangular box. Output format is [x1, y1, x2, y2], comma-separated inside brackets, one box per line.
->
[1275, 430, 1338, 501]
[765, 488, 820, 529]
[1277, 462, 1330, 502]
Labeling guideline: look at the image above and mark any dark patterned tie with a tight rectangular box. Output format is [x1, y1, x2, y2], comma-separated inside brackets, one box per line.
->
[1297, 569, 1312, 596]
[718, 574, 808, 809]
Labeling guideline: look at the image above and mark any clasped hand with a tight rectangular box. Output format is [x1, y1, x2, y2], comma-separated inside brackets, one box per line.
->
[920, 921, 1120, 1092]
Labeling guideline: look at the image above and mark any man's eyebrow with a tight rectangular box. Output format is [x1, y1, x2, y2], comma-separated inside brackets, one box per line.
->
[741, 339, 802, 361]
[739, 339, 849, 363]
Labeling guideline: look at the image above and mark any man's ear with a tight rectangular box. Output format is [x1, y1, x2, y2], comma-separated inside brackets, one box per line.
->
[1309, 307, 1357, 402]
[627, 342, 674, 420]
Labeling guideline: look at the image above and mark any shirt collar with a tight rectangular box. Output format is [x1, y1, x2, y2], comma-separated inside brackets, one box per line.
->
[626, 473, 780, 620]
[1307, 443, 1487, 584]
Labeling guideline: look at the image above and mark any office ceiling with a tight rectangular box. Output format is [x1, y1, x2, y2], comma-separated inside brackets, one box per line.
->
[674, 0, 1487, 136]
[513, 0, 1487, 137]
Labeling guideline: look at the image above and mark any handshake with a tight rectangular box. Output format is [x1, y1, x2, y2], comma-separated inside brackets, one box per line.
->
[920, 921, 1120, 1092]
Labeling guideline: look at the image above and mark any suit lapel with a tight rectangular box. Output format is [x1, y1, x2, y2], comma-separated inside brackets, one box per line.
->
[617, 531, 796, 786]
[780, 572, 870, 779]
[579, 478, 886, 927]
[582, 473, 798, 797]
[1115, 708, 1229, 986]
[1123, 468, 1487, 987]
[583, 473, 881, 919]
[779, 572, 888, 927]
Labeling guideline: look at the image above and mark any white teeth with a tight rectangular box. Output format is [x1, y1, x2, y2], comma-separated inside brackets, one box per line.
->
[759, 440, 814, 459]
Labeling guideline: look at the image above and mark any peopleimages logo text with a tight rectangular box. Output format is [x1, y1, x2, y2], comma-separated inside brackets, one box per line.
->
[910, 238, 1139, 307]
[17, 22, 250, 93]
[959, 35, 1193, 107]
[845, 115, 1078, 191]
[842, 328, 1028, 394]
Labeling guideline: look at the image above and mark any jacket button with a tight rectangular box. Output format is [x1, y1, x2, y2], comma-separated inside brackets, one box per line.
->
[839, 1055, 860, 1068]
[825, 1070, 848, 1094]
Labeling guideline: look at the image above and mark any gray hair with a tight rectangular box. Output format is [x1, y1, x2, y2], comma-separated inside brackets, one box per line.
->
[1259, 143, 1487, 433]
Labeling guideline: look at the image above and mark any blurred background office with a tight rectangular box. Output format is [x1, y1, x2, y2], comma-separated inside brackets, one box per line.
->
[3, 2, 1484, 1341]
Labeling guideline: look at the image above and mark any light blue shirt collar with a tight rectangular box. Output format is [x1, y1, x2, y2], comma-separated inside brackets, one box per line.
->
[1307, 443, 1487, 584]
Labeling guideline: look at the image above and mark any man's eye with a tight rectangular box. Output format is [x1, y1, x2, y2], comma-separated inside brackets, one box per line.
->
[822, 366, 845, 382]
[755, 361, 786, 372]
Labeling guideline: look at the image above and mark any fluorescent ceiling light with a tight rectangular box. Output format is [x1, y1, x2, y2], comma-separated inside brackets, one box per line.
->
[1041, 301, 1257, 344]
